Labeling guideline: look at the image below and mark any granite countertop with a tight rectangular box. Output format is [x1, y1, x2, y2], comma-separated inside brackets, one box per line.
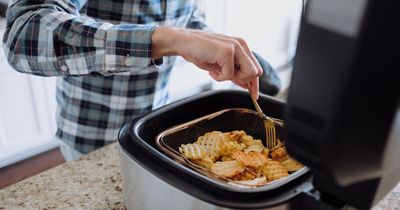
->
[0, 142, 399, 210]
[0, 143, 124, 210]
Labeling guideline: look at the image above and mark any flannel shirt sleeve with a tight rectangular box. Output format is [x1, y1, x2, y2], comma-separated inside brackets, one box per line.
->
[2, 0, 158, 77]
[185, 1, 209, 31]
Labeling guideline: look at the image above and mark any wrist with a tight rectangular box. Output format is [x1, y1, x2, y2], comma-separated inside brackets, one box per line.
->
[152, 27, 183, 58]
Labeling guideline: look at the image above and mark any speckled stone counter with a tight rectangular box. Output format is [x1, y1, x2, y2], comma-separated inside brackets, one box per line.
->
[0, 143, 124, 210]
[0, 142, 399, 210]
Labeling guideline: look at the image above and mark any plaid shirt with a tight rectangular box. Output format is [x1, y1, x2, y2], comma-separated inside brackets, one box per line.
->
[3, 0, 207, 153]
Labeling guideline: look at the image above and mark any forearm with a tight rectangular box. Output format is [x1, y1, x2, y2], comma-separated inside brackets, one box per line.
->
[151, 27, 181, 58]
[152, 27, 263, 98]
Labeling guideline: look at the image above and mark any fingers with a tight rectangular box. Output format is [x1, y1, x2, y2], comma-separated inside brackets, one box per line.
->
[238, 39, 263, 77]
[217, 46, 235, 81]
[231, 79, 248, 89]
[192, 61, 222, 72]
[176, 29, 261, 88]
[213, 35, 260, 83]
[209, 71, 219, 81]
[232, 42, 258, 82]
[205, 33, 263, 78]
[204, 48, 235, 81]
[232, 77, 260, 100]
[250, 78, 260, 100]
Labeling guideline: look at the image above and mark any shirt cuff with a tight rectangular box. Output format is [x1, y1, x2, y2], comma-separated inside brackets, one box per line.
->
[105, 24, 160, 71]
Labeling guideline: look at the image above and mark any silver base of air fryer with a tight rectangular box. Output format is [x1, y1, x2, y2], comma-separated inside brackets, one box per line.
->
[120, 146, 288, 210]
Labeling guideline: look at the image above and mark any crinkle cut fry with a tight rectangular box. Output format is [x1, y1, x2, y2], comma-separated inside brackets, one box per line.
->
[232, 151, 268, 167]
[211, 160, 245, 178]
[262, 159, 289, 182]
[179, 143, 206, 160]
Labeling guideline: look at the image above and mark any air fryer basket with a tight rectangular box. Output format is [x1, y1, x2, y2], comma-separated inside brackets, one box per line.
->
[156, 108, 308, 191]
[118, 90, 313, 209]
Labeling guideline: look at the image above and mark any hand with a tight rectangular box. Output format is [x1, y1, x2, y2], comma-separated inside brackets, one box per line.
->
[152, 27, 263, 99]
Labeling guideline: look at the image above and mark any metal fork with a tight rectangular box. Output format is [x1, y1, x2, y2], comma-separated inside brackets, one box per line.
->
[247, 83, 277, 150]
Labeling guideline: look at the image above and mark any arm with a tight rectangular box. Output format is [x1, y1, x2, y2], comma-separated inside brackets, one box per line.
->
[152, 27, 263, 99]
[2, 0, 156, 76]
[3, 0, 262, 97]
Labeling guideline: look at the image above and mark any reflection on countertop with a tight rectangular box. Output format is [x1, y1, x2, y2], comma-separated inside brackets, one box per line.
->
[0, 142, 399, 210]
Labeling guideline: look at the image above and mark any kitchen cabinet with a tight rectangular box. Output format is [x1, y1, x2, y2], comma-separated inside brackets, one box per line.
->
[0, 24, 58, 168]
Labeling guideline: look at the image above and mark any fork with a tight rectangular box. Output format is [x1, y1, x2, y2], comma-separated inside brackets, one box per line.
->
[247, 83, 277, 150]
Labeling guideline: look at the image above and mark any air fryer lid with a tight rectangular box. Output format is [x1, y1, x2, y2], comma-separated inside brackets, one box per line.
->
[118, 90, 313, 209]
[284, 0, 400, 209]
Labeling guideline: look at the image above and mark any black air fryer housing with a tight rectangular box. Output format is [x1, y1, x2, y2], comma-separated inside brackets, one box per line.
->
[284, 0, 399, 209]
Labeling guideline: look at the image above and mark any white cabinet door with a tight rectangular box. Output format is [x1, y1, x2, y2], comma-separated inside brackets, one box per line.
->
[0, 28, 58, 168]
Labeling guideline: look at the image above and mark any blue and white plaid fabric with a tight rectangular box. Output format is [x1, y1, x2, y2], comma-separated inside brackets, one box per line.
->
[3, 0, 207, 153]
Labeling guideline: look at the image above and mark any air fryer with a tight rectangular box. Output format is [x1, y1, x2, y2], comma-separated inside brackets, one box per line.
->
[118, 0, 399, 209]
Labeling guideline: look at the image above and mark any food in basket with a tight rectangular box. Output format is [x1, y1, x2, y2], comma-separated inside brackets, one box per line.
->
[262, 159, 289, 182]
[270, 146, 303, 172]
[178, 130, 303, 186]
[231, 151, 268, 167]
[211, 160, 245, 177]
[179, 143, 207, 160]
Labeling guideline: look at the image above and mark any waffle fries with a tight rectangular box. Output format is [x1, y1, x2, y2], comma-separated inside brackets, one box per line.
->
[232, 151, 268, 167]
[179, 130, 303, 186]
[270, 145, 304, 172]
[262, 159, 289, 181]
[211, 160, 245, 177]
[195, 131, 224, 160]
[179, 143, 206, 160]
